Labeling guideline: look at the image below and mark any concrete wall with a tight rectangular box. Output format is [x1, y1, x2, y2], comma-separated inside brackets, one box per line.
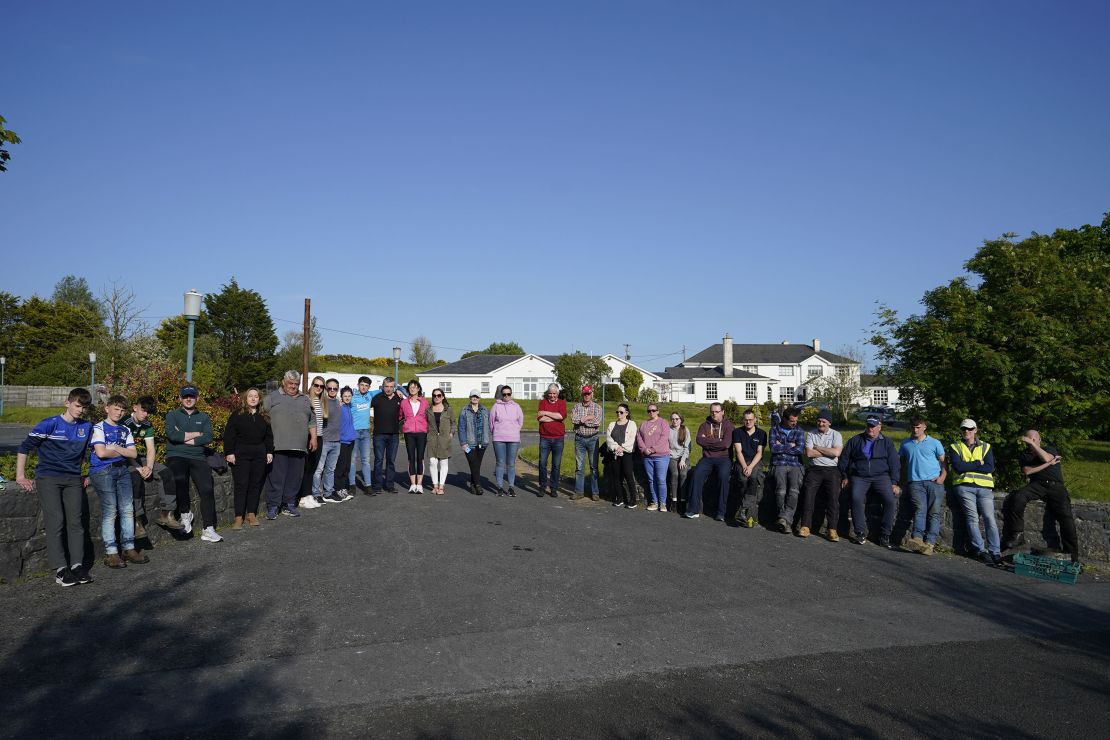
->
[1, 386, 78, 408]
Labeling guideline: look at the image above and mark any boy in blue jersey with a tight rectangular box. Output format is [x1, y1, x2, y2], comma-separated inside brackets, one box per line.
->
[91, 394, 149, 569]
[15, 388, 95, 587]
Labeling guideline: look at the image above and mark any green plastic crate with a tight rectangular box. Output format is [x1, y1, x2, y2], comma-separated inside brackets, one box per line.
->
[1014, 553, 1081, 584]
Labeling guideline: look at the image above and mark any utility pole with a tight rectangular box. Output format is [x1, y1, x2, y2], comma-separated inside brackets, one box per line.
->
[682, 344, 686, 363]
[624, 344, 631, 361]
[303, 298, 311, 393]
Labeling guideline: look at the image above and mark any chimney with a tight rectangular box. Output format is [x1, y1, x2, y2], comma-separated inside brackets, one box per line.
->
[813, 338, 821, 353]
[723, 333, 733, 376]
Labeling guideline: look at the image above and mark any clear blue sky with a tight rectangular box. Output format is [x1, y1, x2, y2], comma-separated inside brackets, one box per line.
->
[3, 1, 1108, 370]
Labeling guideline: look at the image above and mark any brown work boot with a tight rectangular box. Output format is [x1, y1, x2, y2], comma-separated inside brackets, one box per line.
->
[123, 549, 149, 564]
[826, 529, 840, 542]
[246, 513, 260, 527]
[133, 518, 148, 539]
[797, 526, 810, 538]
[921, 543, 935, 556]
[104, 553, 126, 569]
[231, 516, 244, 530]
[158, 511, 184, 530]
[904, 536, 925, 553]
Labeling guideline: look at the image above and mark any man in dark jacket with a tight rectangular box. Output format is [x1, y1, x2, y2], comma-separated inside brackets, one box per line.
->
[838, 414, 901, 546]
[684, 403, 735, 521]
[371, 376, 403, 493]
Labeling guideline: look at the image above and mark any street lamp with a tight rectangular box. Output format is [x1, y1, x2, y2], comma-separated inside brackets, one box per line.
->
[600, 374, 612, 429]
[183, 289, 203, 382]
[0, 356, 6, 417]
[89, 352, 97, 404]
[393, 346, 402, 384]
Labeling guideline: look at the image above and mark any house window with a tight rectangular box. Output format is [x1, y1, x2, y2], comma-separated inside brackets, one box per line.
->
[873, 389, 889, 405]
[480, 382, 490, 395]
[779, 366, 794, 377]
[439, 382, 452, 396]
[706, 382, 718, 401]
[779, 386, 795, 403]
[836, 366, 851, 378]
[767, 386, 773, 401]
[745, 382, 757, 400]
[807, 366, 822, 378]
[742, 365, 757, 373]
[506, 377, 551, 400]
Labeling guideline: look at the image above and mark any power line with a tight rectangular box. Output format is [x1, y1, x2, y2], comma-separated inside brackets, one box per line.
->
[273, 318, 473, 353]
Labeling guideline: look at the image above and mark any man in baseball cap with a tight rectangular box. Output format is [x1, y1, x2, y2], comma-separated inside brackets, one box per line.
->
[570, 385, 602, 499]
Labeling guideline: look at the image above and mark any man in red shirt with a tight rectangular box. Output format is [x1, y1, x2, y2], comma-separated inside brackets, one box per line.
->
[536, 383, 567, 497]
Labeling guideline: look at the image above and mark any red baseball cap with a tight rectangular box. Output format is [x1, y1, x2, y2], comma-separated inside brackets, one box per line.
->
[581, 385, 593, 394]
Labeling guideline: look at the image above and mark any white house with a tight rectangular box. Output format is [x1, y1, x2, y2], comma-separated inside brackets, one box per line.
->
[860, 374, 916, 411]
[418, 354, 560, 400]
[655, 335, 860, 405]
[306, 371, 392, 392]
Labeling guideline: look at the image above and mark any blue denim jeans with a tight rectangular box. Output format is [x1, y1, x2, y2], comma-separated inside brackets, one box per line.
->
[688, 456, 731, 517]
[643, 455, 669, 505]
[908, 479, 945, 543]
[373, 433, 399, 491]
[849, 475, 896, 539]
[314, 440, 341, 495]
[574, 435, 600, 495]
[955, 484, 1000, 556]
[538, 437, 565, 492]
[774, 465, 803, 523]
[349, 428, 372, 487]
[493, 441, 520, 489]
[92, 464, 135, 555]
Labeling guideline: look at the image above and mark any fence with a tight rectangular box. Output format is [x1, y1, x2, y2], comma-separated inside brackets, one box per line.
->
[0, 386, 81, 408]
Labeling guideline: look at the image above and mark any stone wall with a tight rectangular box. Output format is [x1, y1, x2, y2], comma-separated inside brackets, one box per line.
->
[0, 471, 235, 582]
[1, 386, 80, 408]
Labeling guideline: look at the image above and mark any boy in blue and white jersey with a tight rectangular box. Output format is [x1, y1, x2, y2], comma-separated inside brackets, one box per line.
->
[15, 388, 94, 587]
[90, 394, 148, 569]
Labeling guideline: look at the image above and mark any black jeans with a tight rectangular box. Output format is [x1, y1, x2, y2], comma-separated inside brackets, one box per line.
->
[406, 432, 427, 476]
[231, 445, 268, 517]
[609, 452, 636, 506]
[799, 466, 841, 531]
[300, 445, 322, 499]
[465, 445, 486, 487]
[165, 456, 216, 528]
[131, 463, 177, 518]
[37, 475, 87, 571]
[266, 451, 305, 512]
[1003, 480, 1079, 559]
[335, 442, 353, 489]
[735, 465, 765, 517]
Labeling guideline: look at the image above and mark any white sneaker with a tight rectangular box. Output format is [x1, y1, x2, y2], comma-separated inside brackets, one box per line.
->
[201, 526, 223, 543]
[300, 496, 320, 509]
[417, 485, 425, 494]
[180, 512, 194, 534]
[647, 503, 659, 511]
[340, 490, 354, 501]
[660, 505, 668, 513]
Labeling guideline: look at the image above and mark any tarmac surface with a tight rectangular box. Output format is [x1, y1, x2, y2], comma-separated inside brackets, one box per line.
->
[2, 439, 1108, 738]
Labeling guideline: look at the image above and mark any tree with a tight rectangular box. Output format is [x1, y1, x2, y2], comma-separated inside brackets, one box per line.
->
[802, 366, 864, 423]
[0, 291, 20, 361]
[409, 335, 437, 365]
[52, 275, 104, 323]
[0, 115, 20, 173]
[203, 279, 279, 390]
[274, 317, 323, 375]
[461, 341, 525, 358]
[872, 215, 1110, 489]
[554, 352, 612, 402]
[619, 367, 643, 401]
[10, 296, 103, 380]
[100, 279, 149, 378]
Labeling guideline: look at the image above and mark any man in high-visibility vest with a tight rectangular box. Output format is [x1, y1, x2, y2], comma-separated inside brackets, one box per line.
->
[949, 419, 1002, 565]
[1002, 430, 1079, 562]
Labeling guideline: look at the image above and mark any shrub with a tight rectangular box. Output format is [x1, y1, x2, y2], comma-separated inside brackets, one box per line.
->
[798, 406, 819, 426]
[603, 383, 623, 403]
[636, 388, 659, 405]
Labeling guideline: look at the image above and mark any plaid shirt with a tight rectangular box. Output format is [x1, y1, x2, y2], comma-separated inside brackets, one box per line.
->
[770, 423, 806, 467]
[571, 401, 602, 437]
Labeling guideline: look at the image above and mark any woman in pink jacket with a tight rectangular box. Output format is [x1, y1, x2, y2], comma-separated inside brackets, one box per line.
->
[400, 379, 429, 493]
[489, 385, 524, 497]
[636, 403, 670, 511]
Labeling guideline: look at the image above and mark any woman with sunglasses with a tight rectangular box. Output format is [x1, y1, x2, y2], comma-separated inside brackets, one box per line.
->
[399, 379, 429, 493]
[458, 390, 490, 494]
[605, 403, 638, 508]
[489, 385, 524, 496]
[667, 412, 691, 512]
[299, 375, 328, 509]
[637, 403, 670, 511]
[425, 389, 455, 494]
[313, 378, 347, 504]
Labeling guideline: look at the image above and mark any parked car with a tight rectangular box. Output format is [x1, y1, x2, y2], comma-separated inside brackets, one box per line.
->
[854, 405, 896, 423]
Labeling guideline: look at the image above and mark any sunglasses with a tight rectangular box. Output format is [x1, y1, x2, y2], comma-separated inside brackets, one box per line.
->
[648, 408, 658, 413]
[312, 383, 324, 389]
[617, 410, 627, 414]
[501, 393, 512, 397]
[432, 393, 444, 398]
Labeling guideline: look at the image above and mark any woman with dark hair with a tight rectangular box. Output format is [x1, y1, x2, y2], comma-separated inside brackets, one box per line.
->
[667, 412, 691, 513]
[489, 385, 524, 496]
[605, 403, 638, 508]
[224, 388, 274, 528]
[458, 390, 490, 495]
[400, 379, 429, 493]
[425, 388, 455, 494]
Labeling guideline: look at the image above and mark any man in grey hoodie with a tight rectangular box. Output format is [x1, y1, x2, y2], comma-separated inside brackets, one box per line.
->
[264, 370, 317, 518]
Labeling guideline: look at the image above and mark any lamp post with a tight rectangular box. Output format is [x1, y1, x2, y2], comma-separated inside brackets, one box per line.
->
[601, 374, 612, 429]
[183, 289, 203, 382]
[89, 352, 97, 404]
[0, 356, 6, 417]
[393, 346, 402, 385]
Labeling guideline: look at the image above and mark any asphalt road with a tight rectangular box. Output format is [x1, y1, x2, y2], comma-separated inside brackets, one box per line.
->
[1, 441, 1108, 739]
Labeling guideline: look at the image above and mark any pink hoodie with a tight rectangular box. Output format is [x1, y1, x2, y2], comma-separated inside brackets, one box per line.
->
[636, 415, 670, 457]
[489, 398, 524, 442]
[400, 396, 429, 433]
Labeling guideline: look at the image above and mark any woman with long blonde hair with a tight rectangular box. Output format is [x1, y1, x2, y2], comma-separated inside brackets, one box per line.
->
[223, 388, 274, 528]
[299, 375, 328, 508]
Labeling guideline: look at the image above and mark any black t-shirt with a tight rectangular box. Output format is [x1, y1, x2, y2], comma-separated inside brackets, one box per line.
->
[1018, 445, 1064, 484]
[732, 426, 768, 464]
[371, 393, 402, 435]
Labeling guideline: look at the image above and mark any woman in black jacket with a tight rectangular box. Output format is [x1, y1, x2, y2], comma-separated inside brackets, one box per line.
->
[224, 388, 274, 528]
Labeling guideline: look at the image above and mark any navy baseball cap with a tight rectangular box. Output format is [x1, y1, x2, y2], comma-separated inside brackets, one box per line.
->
[865, 415, 881, 427]
[180, 385, 199, 398]
[817, 409, 833, 423]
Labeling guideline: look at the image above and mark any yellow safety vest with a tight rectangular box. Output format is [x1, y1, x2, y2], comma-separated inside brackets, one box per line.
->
[950, 440, 994, 488]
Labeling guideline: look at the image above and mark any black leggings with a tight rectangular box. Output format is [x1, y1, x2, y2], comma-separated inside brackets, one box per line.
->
[165, 456, 216, 528]
[300, 445, 322, 499]
[230, 447, 268, 517]
[335, 442, 353, 489]
[610, 452, 636, 506]
[465, 446, 486, 486]
[406, 433, 427, 476]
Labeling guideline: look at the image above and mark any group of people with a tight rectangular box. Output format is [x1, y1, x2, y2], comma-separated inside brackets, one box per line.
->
[15, 377, 1081, 588]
